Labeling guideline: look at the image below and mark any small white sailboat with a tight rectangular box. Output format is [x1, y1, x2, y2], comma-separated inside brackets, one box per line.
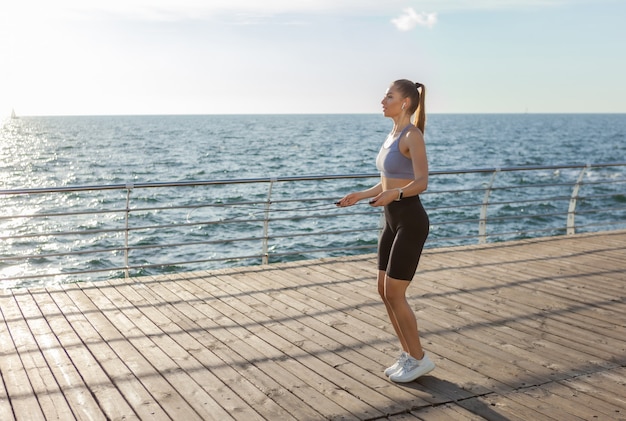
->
[11, 108, 17, 119]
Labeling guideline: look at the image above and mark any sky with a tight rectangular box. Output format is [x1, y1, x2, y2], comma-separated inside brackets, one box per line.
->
[1, 0, 625, 116]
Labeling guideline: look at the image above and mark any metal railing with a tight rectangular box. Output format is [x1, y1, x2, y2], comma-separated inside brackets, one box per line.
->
[1, 163, 625, 287]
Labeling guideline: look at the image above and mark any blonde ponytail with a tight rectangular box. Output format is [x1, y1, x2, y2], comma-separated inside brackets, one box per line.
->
[413, 83, 426, 134]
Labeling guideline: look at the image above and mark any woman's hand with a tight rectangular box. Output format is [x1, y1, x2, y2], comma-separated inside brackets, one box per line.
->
[368, 189, 400, 207]
[335, 192, 362, 207]
[336, 183, 383, 207]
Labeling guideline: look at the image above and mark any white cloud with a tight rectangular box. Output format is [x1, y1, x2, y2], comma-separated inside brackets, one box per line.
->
[392, 8, 437, 31]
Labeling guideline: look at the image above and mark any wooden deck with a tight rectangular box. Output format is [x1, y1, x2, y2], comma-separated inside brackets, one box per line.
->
[1, 231, 625, 421]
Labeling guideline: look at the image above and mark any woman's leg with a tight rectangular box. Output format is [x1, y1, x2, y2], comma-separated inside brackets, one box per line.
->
[378, 270, 409, 351]
[382, 275, 424, 359]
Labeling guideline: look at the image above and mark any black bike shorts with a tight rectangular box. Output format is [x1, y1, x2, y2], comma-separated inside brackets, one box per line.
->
[377, 195, 429, 281]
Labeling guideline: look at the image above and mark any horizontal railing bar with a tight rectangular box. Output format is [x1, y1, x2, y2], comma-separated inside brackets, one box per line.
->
[578, 193, 626, 201]
[3, 163, 625, 197]
[269, 244, 377, 258]
[130, 198, 345, 214]
[425, 205, 617, 227]
[0, 174, 378, 196]
[268, 212, 378, 223]
[426, 234, 482, 243]
[127, 236, 262, 251]
[8, 251, 305, 281]
[425, 229, 577, 243]
[260, 197, 344, 206]
[129, 200, 268, 213]
[484, 227, 568, 238]
[422, 182, 610, 198]
[2, 211, 379, 242]
[123, 220, 263, 233]
[0, 247, 125, 262]
[268, 227, 380, 240]
[427, 203, 484, 211]
[574, 206, 626, 215]
[426, 177, 624, 194]
[431, 218, 482, 226]
[422, 184, 572, 196]
[110, 228, 382, 255]
[1, 227, 125, 241]
[131, 232, 366, 246]
[4, 267, 128, 281]
[580, 179, 626, 186]
[479, 212, 570, 223]
[575, 221, 626, 230]
[0, 208, 128, 221]
[489, 184, 579, 192]
[128, 254, 266, 270]
[486, 197, 571, 206]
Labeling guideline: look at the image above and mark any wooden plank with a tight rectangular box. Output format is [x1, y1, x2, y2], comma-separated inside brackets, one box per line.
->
[97, 280, 238, 421]
[411, 303, 548, 388]
[0, 290, 67, 420]
[0, 363, 15, 421]
[204, 276, 383, 416]
[175, 275, 379, 420]
[576, 367, 626, 408]
[479, 245, 626, 330]
[113, 278, 271, 421]
[59, 284, 173, 419]
[137, 275, 300, 421]
[78, 281, 207, 421]
[422, 252, 625, 361]
[467, 393, 563, 421]
[502, 387, 587, 421]
[466, 281, 625, 357]
[549, 380, 626, 419]
[559, 370, 626, 415]
[409, 402, 490, 421]
[134, 274, 313, 421]
[416, 271, 623, 368]
[35, 288, 139, 421]
[0, 301, 44, 421]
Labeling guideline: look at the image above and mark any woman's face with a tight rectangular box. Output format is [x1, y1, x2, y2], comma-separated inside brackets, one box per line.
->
[381, 85, 406, 118]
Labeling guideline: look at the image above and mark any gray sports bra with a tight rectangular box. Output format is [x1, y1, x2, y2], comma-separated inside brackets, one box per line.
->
[376, 124, 414, 179]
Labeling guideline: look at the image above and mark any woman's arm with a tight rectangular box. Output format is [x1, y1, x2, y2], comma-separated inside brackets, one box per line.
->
[336, 182, 382, 207]
[401, 128, 429, 197]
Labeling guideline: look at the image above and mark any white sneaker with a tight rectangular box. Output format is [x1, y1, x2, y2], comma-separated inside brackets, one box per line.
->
[389, 353, 435, 383]
[384, 351, 408, 377]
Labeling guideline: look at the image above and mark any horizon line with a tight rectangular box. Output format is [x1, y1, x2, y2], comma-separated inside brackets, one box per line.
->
[5, 111, 626, 118]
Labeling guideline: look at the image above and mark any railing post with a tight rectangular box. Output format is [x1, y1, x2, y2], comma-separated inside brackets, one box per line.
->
[567, 165, 589, 235]
[262, 178, 276, 265]
[479, 169, 499, 244]
[124, 183, 134, 278]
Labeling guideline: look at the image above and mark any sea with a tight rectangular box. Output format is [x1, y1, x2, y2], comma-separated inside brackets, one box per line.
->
[2, 113, 625, 286]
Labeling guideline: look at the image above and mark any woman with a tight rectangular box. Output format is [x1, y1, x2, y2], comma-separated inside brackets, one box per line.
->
[336, 79, 434, 383]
